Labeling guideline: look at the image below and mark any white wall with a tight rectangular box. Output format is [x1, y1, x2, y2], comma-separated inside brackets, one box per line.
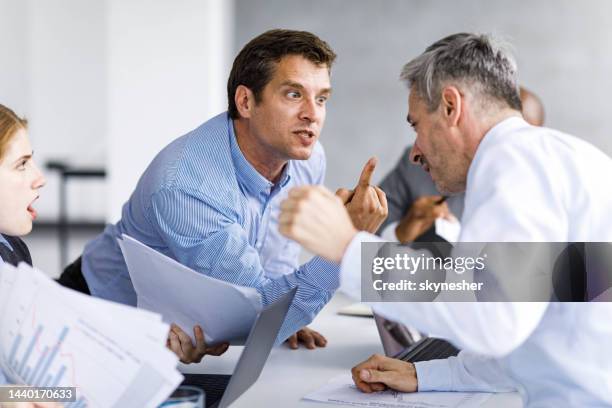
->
[0, 1, 233, 224]
[26, 0, 108, 222]
[0, 0, 27, 114]
[106, 0, 233, 221]
[0, 0, 107, 223]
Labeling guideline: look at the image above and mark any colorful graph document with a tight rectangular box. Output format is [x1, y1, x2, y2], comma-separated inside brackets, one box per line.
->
[0, 262, 183, 408]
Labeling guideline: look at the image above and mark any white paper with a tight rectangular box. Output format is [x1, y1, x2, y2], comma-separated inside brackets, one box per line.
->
[337, 303, 373, 317]
[435, 217, 462, 244]
[0, 262, 183, 408]
[118, 234, 262, 345]
[304, 374, 492, 408]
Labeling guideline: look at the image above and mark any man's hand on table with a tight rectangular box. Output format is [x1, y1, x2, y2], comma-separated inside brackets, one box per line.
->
[167, 323, 229, 364]
[351, 353, 418, 393]
[285, 326, 327, 350]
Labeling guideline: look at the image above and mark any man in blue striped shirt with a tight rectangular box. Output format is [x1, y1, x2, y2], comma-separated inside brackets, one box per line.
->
[58, 29, 388, 363]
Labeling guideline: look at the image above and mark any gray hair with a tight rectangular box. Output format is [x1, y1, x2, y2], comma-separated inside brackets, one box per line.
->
[400, 33, 522, 112]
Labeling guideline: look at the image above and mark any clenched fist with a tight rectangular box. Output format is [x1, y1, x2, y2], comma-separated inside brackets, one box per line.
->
[279, 185, 357, 262]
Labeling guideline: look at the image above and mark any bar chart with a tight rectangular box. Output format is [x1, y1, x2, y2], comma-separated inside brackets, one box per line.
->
[6, 324, 86, 407]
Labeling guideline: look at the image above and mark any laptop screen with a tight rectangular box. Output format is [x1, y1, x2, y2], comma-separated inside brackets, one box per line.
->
[217, 287, 297, 408]
[373, 312, 422, 357]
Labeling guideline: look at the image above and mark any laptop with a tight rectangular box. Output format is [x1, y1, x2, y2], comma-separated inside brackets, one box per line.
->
[374, 312, 459, 363]
[180, 287, 297, 408]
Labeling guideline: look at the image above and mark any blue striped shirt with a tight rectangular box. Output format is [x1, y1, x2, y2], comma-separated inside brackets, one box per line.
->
[82, 112, 339, 342]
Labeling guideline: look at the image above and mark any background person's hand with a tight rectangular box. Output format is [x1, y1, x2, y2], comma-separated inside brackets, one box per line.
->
[351, 353, 418, 393]
[279, 185, 357, 262]
[285, 326, 327, 350]
[395, 196, 454, 243]
[166, 323, 229, 364]
[336, 157, 388, 233]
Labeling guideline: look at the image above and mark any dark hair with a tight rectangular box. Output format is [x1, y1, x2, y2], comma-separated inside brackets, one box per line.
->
[227, 29, 336, 119]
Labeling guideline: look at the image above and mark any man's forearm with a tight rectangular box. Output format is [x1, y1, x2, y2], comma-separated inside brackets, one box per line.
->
[259, 256, 339, 344]
[415, 351, 518, 393]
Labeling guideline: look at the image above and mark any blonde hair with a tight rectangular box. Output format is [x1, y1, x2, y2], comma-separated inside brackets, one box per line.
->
[0, 104, 28, 160]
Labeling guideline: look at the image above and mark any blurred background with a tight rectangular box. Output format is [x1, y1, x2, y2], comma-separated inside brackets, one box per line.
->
[1, 0, 611, 276]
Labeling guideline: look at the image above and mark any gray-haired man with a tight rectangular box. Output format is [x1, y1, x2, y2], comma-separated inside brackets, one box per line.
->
[278, 33, 612, 406]
[377, 86, 545, 243]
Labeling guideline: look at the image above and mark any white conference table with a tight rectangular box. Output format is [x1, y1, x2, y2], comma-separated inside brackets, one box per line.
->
[179, 293, 522, 407]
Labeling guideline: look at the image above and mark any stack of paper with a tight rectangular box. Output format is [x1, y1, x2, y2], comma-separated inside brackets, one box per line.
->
[337, 303, 373, 317]
[118, 234, 262, 345]
[0, 262, 183, 408]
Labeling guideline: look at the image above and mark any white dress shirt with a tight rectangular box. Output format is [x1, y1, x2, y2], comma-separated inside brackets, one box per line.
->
[340, 117, 612, 407]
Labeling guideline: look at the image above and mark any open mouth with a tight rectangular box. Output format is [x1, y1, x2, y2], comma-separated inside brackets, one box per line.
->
[293, 129, 316, 146]
[27, 197, 39, 220]
[293, 130, 315, 137]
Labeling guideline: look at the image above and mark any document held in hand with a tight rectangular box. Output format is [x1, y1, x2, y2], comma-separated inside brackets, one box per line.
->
[118, 234, 262, 345]
[0, 262, 183, 408]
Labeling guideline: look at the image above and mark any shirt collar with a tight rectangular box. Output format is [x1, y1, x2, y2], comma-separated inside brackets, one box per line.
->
[228, 116, 292, 197]
[0, 234, 14, 252]
[479, 116, 530, 151]
[467, 115, 531, 187]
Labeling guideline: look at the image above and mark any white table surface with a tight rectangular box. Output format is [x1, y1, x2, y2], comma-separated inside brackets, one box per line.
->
[179, 293, 523, 407]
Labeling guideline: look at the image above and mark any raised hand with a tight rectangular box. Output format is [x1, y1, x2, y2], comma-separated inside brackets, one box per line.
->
[336, 157, 388, 233]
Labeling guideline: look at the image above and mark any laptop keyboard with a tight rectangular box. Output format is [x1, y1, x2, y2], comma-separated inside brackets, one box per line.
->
[181, 373, 231, 407]
[397, 338, 459, 363]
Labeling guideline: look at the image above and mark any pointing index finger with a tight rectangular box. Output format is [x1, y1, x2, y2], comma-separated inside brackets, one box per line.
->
[358, 157, 378, 188]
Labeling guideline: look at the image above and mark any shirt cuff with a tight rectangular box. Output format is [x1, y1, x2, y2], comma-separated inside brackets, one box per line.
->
[302, 255, 341, 291]
[414, 358, 454, 391]
[379, 222, 399, 241]
[339, 231, 383, 300]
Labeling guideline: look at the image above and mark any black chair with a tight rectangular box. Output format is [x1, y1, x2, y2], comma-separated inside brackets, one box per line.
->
[45, 161, 106, 269]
